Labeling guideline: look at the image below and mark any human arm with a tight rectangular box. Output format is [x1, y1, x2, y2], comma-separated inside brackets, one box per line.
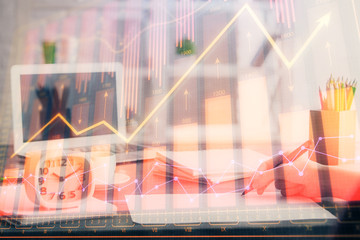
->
[252, 142, 360, 201]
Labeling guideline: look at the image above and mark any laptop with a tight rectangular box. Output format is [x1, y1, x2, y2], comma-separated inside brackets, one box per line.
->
[10, 63, 135, 161]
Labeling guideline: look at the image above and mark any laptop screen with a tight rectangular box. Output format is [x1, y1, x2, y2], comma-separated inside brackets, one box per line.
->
[20, 72, 118, 142]
[11, 63, 124, 155]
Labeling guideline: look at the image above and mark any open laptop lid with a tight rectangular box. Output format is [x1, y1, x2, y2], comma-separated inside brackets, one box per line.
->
[11, 63, 125, 156]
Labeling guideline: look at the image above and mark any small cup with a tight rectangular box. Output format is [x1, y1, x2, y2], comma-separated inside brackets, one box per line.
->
[90, 151, 116, 185]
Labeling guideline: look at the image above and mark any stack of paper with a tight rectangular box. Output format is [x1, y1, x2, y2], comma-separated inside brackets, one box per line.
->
[153, 148, 269, 184]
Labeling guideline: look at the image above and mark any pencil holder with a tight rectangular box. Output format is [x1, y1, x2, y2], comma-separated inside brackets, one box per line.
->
[309, 110, 356, 165]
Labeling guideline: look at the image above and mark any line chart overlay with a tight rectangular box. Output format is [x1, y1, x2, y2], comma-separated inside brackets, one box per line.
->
[5, 136, 356, 203]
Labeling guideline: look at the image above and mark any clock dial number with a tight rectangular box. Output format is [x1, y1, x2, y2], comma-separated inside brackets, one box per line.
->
[40, 187, 47, 195]
[61, 159, 67, 166]
[38, 177, 44, 185]
[39, 167, 49, 175]
[49, 193, 55, 200]
[59, 192, 65, 200]
[69, 190, 76, 199]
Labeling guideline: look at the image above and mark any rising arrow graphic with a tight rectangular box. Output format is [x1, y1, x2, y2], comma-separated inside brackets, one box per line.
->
[155, 117, 159, 139]
[246, 6, 331, 68]
[325, 42, 332, 66]
[184, 89, 189, 111]
[104, 91, 108, 119]
[60, 84, 64, 104]
[288, 69, 294, 91]
[215, 58, 220, 80]
[78, 105, 82, 125]
[246, 32, 252, 52]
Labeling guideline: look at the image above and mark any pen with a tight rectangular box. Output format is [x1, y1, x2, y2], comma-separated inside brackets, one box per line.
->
[327, 77, 335, 111]
[241, 186, 253, 196]
[340, 78, 345, 111]
[334, 80, 340, 111]
[346, 79, 357, 110]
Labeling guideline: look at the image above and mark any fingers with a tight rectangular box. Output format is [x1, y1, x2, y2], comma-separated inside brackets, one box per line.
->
[275, 180, 299, 190]
[251, 151, 288, 194]
[274, 179, 285, 189]
[252, 163, 301, 195]
[252, 168, 278, 195]
[256, 185, 267, 196]
[280, 185, 304, 197]
[256, 151, 288, 173]
[285, 140, 313, 162]
[264, 179, 304, 197]
[256, 158, 274, 173]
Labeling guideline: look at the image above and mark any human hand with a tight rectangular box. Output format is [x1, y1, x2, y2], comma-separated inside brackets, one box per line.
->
[251, 140, 326, 199]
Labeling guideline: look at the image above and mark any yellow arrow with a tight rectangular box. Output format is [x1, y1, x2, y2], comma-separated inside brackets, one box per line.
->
[215, 58, 220, 80]
[288, 69, 294, 91]
[246, 32, 252, 52]
[104, 91, 108, 119]
[352, 0, 360, 42]
[325, 42, 332, 66]
[245, 5, 331, 69]
[59, 84, 65, 106]
[155, 117, 159, 139]
[78, 105, 82, 125]
[184, 89, 189, 111]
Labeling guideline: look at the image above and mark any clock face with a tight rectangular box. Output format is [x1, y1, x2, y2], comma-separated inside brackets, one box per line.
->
[34, 153, 93, 209]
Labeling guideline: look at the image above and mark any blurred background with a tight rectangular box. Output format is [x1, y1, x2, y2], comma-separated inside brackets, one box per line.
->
[1, 0, 360, 164]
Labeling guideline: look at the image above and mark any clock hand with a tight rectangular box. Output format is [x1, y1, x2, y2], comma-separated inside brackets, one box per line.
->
[64, 167, 82, 179]
[51, 168, 82, 179]
[51, 172, 60, 178]
[51, 172, 66, 182]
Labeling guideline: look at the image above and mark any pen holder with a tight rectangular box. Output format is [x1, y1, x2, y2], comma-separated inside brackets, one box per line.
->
[309, 110, 356, 165]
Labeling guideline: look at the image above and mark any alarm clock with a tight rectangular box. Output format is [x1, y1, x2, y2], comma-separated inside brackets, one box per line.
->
[23, 152, 95, 209]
